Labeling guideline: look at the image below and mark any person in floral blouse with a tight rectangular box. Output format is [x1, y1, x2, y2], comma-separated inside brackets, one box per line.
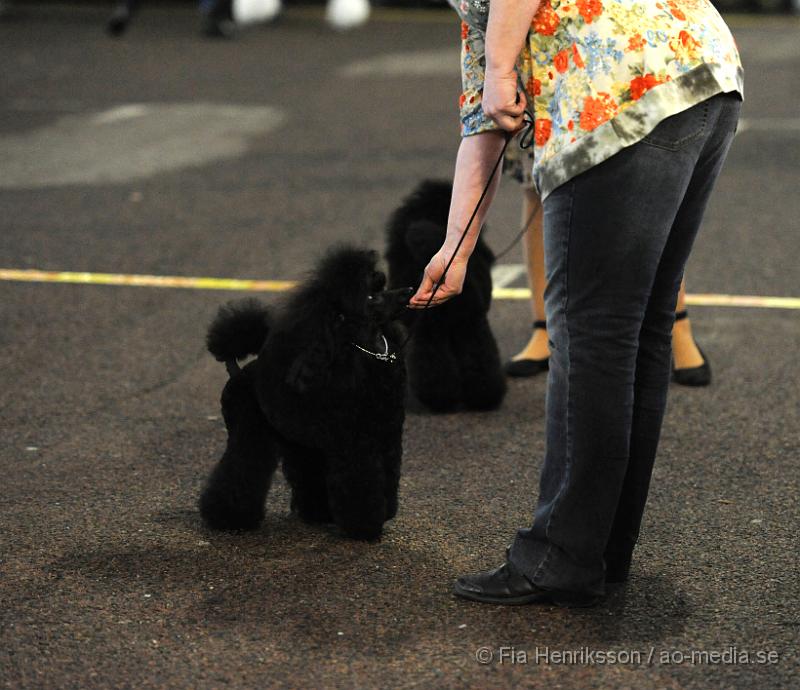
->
[410, 0, 742, 606]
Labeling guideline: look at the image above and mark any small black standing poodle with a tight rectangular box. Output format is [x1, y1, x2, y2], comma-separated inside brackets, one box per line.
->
[199, 246, 414, 541]
[385, 180, 506, 413]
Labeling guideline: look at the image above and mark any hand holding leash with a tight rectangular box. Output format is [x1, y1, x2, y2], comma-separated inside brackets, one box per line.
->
[409, 250, 468, 308]
[482, 67, 528, 132]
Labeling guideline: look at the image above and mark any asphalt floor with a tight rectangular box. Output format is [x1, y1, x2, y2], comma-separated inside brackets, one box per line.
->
[1, 3, 798, 689]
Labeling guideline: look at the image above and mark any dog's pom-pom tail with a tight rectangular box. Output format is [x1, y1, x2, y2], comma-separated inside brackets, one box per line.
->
[206, 298, 272, 365]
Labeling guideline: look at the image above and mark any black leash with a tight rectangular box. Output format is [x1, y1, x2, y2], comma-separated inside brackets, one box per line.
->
[492, 194, 539, 262]
[397, 97, 535, 354]
[490, 75, 539, 262]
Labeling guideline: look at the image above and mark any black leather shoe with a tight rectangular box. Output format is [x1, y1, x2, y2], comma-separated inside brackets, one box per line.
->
[504, 320, 549, 378]
[453, 558, 599, 607]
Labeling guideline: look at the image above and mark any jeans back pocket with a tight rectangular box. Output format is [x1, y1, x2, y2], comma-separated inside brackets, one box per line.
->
[641, 100, 711, 152]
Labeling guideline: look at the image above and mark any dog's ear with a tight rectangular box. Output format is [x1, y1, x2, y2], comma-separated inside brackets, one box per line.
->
[405, 220, 445, 262]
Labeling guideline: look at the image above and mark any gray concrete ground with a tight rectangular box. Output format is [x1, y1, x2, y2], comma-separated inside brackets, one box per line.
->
[1, 4, 798, 689]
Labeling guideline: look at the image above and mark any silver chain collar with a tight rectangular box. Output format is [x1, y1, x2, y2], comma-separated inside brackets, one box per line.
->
[351, 334, 397, 363]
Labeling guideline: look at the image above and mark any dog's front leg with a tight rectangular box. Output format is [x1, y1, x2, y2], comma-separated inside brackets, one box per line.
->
[281, 441, 333, 525]
[326, 445, 387, 541]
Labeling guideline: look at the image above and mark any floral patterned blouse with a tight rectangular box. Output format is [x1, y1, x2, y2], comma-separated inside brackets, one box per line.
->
[453, 0, 744, 199]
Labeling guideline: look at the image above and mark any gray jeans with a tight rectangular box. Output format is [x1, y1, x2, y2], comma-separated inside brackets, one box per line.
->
[509, 93, 742, 596]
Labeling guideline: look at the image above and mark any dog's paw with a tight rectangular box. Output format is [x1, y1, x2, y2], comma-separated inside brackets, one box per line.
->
[338, 521, 384, 542]
[199, 487, 264, 531]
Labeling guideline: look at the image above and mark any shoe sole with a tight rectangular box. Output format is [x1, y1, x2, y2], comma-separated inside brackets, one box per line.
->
[671, 367, 711, 386]
[453, 583, 599, 608]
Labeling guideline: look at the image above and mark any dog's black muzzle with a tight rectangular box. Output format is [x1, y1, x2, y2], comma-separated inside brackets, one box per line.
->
[367, 287, 415, 322]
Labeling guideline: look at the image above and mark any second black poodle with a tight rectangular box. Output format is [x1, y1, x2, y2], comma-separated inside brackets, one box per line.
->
[386, 179, 506, 412]
[199, 246, 414, 541]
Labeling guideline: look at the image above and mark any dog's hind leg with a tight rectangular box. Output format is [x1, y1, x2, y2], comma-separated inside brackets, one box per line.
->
[281, 442, 333, 525]
[199, 363, 278, 531]
[326, 442, 387, 541]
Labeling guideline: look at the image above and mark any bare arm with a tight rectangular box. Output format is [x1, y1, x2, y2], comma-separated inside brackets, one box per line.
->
[483, 0, 541, 129]
[410, 0, 541, 307]
[410, 131, 505, 307]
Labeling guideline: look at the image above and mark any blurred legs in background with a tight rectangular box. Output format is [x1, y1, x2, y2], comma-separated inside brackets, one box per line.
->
[672, 282, 712, 386]
[107, 0, 235, 38]
[504, 166, 712, 387]
[107, 0, 138, 35]
[201, 0, 235, 38]
[505, 188, 550, 376]
[325, 0, 370, 29]
[106, 0, 369, 36]
[232, 0, 371, 29]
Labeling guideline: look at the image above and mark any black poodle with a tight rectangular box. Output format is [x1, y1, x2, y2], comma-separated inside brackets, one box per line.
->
[385, 179, 506, 413]
[199, 246, 414, 541]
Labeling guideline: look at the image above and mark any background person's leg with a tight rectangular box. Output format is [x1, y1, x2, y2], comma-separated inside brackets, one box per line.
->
[508, 189, 549, 365]
[501, 88, 550, 376]
[202, 0, 235, 37]
[108, 0, 139, 36]
[672, 282, 713, 386]
[672, 281, 706, 369]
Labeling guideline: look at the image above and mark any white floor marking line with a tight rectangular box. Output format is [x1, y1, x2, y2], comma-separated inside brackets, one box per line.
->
[491, 264, 527, 289]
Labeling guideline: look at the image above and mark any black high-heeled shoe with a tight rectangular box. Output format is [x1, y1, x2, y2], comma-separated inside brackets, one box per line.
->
[671, 310, 712, 387]
[504, 320, 550, 378]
